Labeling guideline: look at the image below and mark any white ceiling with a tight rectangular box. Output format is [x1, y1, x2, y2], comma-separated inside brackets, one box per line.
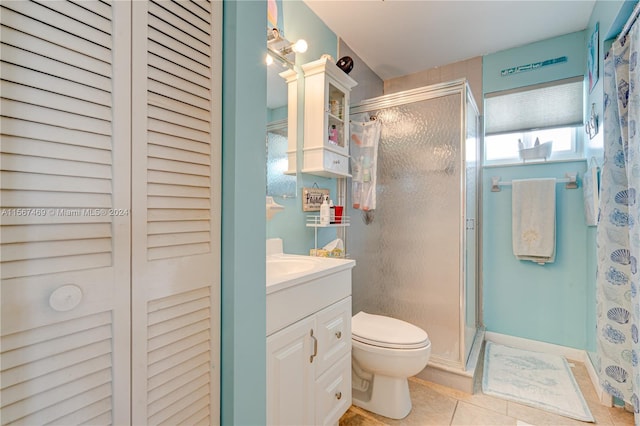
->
[303, 0, 596, 81]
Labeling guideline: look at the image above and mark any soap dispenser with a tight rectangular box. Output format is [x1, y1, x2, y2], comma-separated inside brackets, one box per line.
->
[320, 195, 330, 225]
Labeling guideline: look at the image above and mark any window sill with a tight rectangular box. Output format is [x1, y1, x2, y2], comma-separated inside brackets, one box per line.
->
[482, 156, 587, 169]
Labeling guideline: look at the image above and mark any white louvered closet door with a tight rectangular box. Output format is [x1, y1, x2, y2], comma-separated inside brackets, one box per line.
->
[0, 1, 132, 424]
[131, 1, 221, 425]
[1, 1, 221, 425]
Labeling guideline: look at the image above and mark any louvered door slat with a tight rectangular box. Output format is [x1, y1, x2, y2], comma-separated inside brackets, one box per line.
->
[148, 119, 210, 145]
[148, 309, 209, 339]
[1, 340, 112, 388]
[0, 153, 112, 179]
[1, 190, 112, 208]
[148, 144, 210, 166]
[148, 13, 209, 57]
[147, 157, 209, 177]
[148, 183, 210, 199]
[69, 0, 112, 20]
[0, 64, 113, 107]
[3, 1, 111, 48]
[0, 6, 112, 63]
[1, 223, 111, 243]
[148, 361, 210, 405]
[3, 355, 111, 406]
[1, 99, 111, 136]
[2, 253, 113, 279]
[1, 81, 112, 122]
[1, 26, 112, 78]
[1, 136, 112, 164]
[1, 45, 111, 93]
[148, 220, 210, 235]
[1, 171, 111, 193]
[148, 105, 210, 134]
[148, 209, 210, 222]
[148, 377, 209, 421]
[34, 0, 112, 34]
[148, 66, 211, 101]
[49, 398, 112, 426]
[148, 92, 211, 122]
[148, 170, 211, 187]
[148, 49, 210, 89]
[149, 0, 211, 43]
[14, 383, 112, 426]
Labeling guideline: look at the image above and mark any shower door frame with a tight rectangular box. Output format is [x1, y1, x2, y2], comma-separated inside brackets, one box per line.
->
[348, 79, 481, 371]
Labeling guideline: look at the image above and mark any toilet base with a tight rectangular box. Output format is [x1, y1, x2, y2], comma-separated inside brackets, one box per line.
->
[352, 374, 412, 420]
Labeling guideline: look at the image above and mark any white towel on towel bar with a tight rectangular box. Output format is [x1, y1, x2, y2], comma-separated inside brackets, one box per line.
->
[512, 178, 556, 264]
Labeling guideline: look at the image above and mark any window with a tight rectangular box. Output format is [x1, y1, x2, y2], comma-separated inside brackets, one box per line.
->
[484, 77, 584, 164]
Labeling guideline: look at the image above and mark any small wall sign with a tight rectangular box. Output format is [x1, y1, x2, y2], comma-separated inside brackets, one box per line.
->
[501, 56, 567, 77]
[302, 187, 329, 212]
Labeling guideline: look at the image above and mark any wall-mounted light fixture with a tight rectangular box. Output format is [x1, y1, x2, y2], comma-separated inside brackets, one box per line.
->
[585, 102, 599, 139]
[266, 28, 307, 69]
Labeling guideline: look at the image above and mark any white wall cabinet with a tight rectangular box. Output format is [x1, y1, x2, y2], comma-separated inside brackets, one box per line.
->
[267, 295, 352, 426]
[0, 1, 221, 424]
[301, 57, 357, 178]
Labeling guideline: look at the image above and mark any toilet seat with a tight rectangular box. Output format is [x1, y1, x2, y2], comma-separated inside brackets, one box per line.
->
[352, 311, 429, 350]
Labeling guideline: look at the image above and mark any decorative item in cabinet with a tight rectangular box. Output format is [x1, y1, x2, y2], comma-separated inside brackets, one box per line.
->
[302, 57, 357, 178]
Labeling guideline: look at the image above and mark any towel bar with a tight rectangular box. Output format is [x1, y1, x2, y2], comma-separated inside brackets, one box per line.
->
[491, 173, 578, 192]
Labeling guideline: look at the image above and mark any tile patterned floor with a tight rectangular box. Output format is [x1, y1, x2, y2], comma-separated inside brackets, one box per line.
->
[339, 362, 635, 426]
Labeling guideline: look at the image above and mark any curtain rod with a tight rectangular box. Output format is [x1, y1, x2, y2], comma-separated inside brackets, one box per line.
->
[619, 2, 640, 41]
[491, 173, 578, 192]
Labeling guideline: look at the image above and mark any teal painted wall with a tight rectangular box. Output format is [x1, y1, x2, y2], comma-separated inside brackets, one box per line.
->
[266, 0, 340, 255]
[221, 1, 266, 424]
[482, 161, 588, 348]
[482, 2, 638, 350]
[482, 33, 590, 349]
[483, 31, 586, 94]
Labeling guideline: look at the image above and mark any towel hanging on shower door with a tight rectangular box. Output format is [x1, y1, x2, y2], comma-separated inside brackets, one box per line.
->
[350, 119, 381, 211]
[512, 178, 557, 264]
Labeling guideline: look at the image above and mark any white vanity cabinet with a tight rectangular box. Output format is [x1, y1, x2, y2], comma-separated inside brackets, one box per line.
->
[301, 57, 357, 178]
[267, 262, 354, 426]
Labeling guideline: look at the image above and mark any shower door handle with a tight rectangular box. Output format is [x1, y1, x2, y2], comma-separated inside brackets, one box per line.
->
[309, 329, 318, 363]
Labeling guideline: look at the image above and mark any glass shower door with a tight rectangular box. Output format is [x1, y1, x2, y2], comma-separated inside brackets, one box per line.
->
[349, 88, 474, 368]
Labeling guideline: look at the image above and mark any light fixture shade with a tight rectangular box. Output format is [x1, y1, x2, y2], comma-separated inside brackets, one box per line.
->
[293, 39, 308, 53]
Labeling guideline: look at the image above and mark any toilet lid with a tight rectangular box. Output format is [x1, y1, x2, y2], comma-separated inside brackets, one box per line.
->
[352, 311, 429, 349]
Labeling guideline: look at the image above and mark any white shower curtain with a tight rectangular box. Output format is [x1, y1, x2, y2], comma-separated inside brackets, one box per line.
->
[596, 17, 640, 417]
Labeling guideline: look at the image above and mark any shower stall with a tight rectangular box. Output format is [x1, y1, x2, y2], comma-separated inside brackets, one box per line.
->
[345, 80, 481, 389]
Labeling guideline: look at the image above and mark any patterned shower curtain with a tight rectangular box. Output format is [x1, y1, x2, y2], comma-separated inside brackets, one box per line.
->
[596, 19, 640, 417]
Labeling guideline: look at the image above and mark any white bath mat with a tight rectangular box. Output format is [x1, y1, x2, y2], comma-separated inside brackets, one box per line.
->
[482, 342, 594, 422]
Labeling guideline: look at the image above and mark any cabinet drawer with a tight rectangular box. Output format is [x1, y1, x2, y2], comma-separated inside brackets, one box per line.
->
[322, 150, 349, 175]
[315, 296, 351, 377]
[315, 353, 352, 426]
[303, 148, 350, 177]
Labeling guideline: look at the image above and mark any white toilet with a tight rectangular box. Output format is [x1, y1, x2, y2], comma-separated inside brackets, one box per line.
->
[351, 311, 431, 420]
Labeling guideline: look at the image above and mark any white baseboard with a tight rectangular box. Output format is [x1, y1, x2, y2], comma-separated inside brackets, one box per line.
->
[484, 332, 613, 407]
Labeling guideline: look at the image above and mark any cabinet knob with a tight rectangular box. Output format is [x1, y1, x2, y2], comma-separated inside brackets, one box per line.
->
[335, 331, 342, 339]
[335, 391, 342, 400]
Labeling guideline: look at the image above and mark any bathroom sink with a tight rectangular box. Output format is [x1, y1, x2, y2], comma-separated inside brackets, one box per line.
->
[267, 256, 319, 277]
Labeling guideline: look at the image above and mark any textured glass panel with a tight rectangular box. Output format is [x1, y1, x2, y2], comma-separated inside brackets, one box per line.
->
[267, 123, 296, 198]
[350, 94, 464, 363]
[464, 90, 479, 364]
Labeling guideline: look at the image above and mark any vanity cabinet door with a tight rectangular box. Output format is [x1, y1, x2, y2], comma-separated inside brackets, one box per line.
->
[315, 353, 352, 426]
[266, 316, 315, 425]
[315, 296, 352, 377]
